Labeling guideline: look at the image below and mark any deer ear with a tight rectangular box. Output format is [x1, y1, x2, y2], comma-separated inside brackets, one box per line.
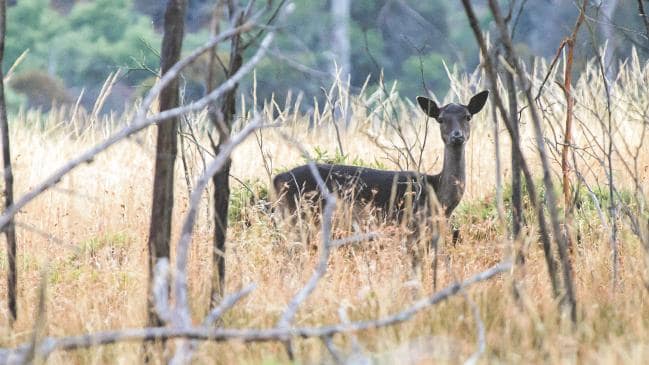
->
[467, 90, 489, 115]
[417, 96, 440, 118]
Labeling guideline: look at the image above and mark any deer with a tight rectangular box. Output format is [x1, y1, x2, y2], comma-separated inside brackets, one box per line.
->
[273, 90, 489, 229]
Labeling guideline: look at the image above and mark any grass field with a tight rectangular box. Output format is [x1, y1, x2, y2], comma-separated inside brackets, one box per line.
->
[1, 56, 649, 364]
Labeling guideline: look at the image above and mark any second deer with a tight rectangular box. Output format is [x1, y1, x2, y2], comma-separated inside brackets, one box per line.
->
[273, 90, 489, 223]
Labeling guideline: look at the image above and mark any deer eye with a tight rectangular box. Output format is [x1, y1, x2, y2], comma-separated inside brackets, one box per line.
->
[465, 115, 472, 121]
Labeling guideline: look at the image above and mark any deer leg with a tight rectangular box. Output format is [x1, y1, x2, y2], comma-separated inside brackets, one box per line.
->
[407, 210, 432, 286]
[452, 229, 461, 246]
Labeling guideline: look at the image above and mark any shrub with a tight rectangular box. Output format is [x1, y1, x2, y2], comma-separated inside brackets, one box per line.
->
[9, 70, 70, 110]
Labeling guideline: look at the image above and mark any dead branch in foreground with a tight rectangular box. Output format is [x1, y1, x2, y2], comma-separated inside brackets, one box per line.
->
[273, 131, 339, 359]
[0, 261, 510, 365]
[171, 115, 266, 364]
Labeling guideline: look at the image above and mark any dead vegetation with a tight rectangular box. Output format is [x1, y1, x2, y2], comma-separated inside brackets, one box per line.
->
[0, 48, 647, 363]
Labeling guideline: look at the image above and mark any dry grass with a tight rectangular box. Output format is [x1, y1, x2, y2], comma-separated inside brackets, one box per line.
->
[1, 54, 649, 364]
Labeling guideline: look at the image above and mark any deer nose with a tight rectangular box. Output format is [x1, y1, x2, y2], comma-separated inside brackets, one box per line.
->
[450, 131, 465, 145]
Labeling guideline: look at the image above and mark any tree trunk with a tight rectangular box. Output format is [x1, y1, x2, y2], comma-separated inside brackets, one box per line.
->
[507, 70, 522, 239]
[638, 0, 649, 38]
[0, 0, 18, 324]
[599, 0, 618, 84]
[330, 0, 351, 77]
[147, 0, 187, 327]
[210, 7, 244, 307]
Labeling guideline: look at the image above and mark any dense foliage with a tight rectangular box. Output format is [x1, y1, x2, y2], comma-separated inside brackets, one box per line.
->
[5, 0, 161, 111]
[3, 0, 648, 113]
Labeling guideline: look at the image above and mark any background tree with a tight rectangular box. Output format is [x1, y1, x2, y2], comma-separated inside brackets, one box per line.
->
[209, 0, 244, 307]
[0, 0, 17, 324]
[330, 0, 350, 78]
[146, 0, 186, 327]
[2, 1, 648, 116]
[598, 0, 619, 83]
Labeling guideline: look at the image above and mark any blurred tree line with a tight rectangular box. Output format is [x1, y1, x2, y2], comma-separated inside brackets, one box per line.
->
[2, 0, 648, 114]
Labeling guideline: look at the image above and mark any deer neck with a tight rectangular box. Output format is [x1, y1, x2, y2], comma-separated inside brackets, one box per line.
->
[436, 144, 466, 215]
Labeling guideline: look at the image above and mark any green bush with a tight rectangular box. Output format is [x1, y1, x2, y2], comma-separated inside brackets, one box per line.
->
[9, 70, 70, 110]
[5, 0, 160, 110]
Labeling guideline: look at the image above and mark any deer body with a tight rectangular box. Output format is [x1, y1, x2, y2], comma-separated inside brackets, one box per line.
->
[273, 91, 489, 220]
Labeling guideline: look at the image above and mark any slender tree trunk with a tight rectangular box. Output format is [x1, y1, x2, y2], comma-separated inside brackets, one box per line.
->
[330, 0, 351, 77]
[210, 7, 244, 307]
[561, 0, 588, 255]
[561, 1, 588, 209]
[330, 0, 351, 128]
[490, 80, 505, 224]
[599, 0, 618, 84]
[507, 70, 522, 239]
[0, 0, 18, 324]
[206, 2, 224, 93]
[147, 0, 187, 327]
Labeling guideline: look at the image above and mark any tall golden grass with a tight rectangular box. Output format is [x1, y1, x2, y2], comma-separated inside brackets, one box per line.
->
[1, 53, 648, 364]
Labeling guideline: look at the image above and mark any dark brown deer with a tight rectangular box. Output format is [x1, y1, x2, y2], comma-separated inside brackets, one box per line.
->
[273, 91, 489, 221]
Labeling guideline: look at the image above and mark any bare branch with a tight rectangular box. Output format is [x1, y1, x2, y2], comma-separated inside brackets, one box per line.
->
[274, 131, 338, 358]
[322, 335, 345, 365]
[0, 262, 510, 364]
[170, 116, 265, 364]
[203, 284, 257, 326]
[173, 117, 263, 319]
[337, 305, 368, 363]
[173, 284, 257, 364]
[152, 259, 172, 324]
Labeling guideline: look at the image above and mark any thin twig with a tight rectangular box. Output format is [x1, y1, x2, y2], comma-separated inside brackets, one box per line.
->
[203, 284, 257, 326]
[174, 284, 257, 363]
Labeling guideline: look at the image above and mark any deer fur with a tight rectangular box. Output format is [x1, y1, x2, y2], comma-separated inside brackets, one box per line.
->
[273, 91, 489, 220]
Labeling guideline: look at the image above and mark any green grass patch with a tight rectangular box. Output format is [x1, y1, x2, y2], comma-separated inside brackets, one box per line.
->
[229, 178, 271, 223]
[308, 146, 387, 169]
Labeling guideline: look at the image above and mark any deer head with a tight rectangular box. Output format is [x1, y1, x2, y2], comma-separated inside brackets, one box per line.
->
[416, 91, 489, 147]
